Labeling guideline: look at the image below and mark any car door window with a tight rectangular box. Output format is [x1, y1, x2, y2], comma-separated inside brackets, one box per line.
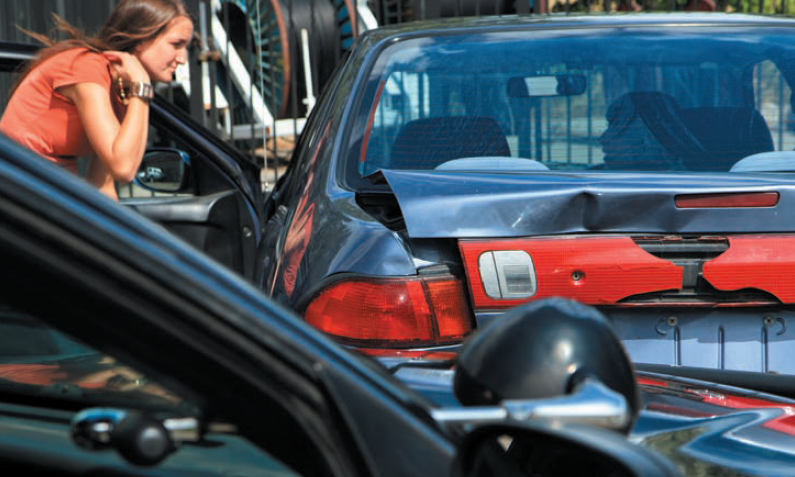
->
[0, 301, 301, 477]
[0, 303, 179, 405]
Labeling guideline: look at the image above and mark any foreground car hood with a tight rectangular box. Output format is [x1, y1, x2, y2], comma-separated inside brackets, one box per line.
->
[380, 170, 795, 238]
[635, 372, 795, 475]
[393, 364, 795, 475]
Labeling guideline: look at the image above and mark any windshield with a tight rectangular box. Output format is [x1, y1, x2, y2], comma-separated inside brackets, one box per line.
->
[353, 25, 795, 176]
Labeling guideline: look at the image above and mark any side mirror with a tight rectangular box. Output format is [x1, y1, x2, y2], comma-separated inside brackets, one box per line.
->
[134, 148, 191, 193]
[449, 298, 640, 434]
[454, 421, 682, 477]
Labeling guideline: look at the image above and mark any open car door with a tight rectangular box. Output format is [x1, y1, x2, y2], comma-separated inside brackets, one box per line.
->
[0, 41, 265, 282]
[122, 97, 264, 281]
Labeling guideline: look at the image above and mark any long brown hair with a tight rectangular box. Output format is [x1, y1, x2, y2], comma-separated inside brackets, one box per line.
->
[12, 0, 193, 92]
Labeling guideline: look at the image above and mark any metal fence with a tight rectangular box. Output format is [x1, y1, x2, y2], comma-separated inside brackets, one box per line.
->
[4, 0, 795, 188]
[0, 0, 117, 41]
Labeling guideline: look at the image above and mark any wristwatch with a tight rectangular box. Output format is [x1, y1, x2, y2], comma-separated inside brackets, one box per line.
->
[117, 79, 154, 103]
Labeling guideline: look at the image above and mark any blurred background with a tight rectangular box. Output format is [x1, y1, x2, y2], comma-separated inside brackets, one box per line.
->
[2, 0, 792, 189]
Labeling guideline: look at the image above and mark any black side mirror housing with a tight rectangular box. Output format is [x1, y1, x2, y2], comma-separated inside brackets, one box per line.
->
[453, 298, 640, 433]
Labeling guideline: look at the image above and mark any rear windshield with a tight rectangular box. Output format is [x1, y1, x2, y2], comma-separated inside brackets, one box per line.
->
[351, 26, 795, 176]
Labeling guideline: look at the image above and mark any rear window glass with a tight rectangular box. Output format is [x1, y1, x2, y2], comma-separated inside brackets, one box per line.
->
[353, 27, 795, 176]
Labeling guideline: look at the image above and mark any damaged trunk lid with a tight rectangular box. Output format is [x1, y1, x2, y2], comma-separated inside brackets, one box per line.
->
[370, 170, 795, 373]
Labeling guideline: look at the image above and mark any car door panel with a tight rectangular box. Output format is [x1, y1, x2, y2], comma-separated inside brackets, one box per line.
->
[116, 99, 264, 280]
[126, 190, 254, 276]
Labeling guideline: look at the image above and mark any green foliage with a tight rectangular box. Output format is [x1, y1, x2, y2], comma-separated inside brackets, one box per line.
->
[547, 0, 793, 14]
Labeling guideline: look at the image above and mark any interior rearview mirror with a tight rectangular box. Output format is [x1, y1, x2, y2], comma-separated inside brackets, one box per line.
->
[508, 74, 587, 97]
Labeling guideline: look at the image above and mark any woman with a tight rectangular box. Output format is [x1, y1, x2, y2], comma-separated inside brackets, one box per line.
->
[0, 0, 194, 200]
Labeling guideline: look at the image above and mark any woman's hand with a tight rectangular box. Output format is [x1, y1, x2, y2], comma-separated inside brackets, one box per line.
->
[103, 51, 150, 84]
[58, 51, 154, 189]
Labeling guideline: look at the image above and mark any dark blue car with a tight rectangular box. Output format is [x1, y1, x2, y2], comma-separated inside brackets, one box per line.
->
[260, 13, 795, 377]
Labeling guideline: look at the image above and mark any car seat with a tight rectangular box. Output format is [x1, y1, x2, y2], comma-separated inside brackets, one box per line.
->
[389, 116, 511, 170]
[599, 91, 702, 171]
[679, 107, 773, 171]
[600, 91, 774, 171]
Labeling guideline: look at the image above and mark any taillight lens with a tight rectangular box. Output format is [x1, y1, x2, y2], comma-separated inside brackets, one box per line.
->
[304, 275, 473, 347]
[675, 192, 780, 208]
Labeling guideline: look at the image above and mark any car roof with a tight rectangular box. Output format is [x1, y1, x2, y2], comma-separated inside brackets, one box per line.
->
[357, 12, 795, 42]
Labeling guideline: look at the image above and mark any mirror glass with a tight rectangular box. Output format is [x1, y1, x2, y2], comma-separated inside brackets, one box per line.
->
[135, 149, 187, 193]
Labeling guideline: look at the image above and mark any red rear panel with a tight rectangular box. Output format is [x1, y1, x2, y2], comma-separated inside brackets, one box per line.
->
[460, 236, 683, 308]
[460, 235, 795, 309]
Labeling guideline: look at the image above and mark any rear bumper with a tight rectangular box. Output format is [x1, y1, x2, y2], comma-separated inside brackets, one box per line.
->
[609, 306, 795, 374]
[479, 306, 795, 374]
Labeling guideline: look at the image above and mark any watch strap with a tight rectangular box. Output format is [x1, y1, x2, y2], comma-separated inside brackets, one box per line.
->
[117, 79, 154, 103]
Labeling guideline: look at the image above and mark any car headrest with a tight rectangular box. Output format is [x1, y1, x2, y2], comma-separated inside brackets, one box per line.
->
[679, 107, 774, 171]
[600, 91, 702, 171]
[390, 116, 511, 170]
[600, 92, 774, 171]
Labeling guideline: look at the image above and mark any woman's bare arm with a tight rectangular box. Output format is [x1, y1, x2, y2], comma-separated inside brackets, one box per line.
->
[58, 51, 151, 198]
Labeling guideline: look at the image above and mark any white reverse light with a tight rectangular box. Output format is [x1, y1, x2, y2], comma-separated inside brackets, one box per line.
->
[478, 250, 536, 299]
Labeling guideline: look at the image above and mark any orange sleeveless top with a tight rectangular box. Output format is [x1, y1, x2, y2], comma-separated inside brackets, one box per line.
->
[0, 48, 114, 174]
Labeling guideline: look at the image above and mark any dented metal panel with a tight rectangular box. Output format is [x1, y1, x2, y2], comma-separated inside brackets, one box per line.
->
[380, 170, 795, 239]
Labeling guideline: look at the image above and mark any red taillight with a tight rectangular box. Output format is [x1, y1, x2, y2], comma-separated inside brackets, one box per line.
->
[304, 276, 473, 347]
